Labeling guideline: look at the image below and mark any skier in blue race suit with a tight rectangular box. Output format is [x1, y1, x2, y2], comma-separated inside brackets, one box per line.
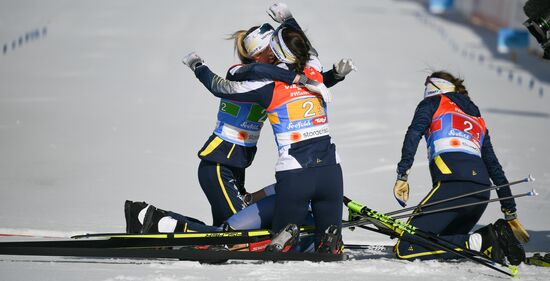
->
[179, 6, 348, 252]
[124, 3, 355, 254]
[392, 71, 529, 265]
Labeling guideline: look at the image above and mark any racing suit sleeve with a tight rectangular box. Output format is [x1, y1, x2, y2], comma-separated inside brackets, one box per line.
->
[322, 69, 345, 88]
[396, 97, 439, 175]
[228, 63, 343, 89]
[281, 17, 302, 31]
[481, 130, 516, 212]
[227, 63, 296, 84]
[194, 65, 273, 108]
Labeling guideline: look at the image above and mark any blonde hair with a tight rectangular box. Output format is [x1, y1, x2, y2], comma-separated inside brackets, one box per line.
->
[228, 27, 259, 64]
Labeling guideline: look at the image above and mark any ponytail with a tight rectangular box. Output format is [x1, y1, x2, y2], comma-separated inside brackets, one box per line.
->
[429, 71, 469, 98]
[228, 28, 256, 64]
[281, 28, 311, 73]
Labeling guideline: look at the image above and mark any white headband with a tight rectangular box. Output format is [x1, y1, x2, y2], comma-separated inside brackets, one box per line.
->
[269, 28, 297, 64]
[244, 24, 274, 57]
[424, 78, 456, 98]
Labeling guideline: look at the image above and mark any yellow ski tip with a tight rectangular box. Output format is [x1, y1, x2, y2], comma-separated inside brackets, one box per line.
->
[509, 265, 519, 277]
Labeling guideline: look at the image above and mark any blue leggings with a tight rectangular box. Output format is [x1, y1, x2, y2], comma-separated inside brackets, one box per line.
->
[168, 195, 316, 252]
[272, 164, 344, 246]
[395, 181, 490, 260]
[198, 160, 247, 226]
[169, 195, 315, 232]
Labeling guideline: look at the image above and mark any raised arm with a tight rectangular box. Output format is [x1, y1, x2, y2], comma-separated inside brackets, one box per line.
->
[323, 59, 357, 87]
[182, 52, 273, 107]
[228, 63, 296, 84]
[267, 3, 356, 88]
[196, 64, 274, 107]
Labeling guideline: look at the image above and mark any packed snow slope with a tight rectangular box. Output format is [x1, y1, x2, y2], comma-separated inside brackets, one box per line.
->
[0, 0, 549, 280]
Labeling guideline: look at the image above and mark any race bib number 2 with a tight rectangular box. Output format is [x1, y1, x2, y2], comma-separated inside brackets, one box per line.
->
[452, 114, 482, 141]
[286, 98, 325, 121]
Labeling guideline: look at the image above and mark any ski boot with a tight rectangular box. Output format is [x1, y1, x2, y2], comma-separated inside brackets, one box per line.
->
[493, 219, 526, 266]
[124, 200, 149, 234]
[265, 224, 299, 253]
[317, 225, 344, 254]
[141, 205, 170, 234]
[472, 223, 506, 265]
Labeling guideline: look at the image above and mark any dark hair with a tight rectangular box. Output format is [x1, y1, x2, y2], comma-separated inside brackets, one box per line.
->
[281, 28, 311, 73]
[228, 26, 258, 64]
[429, 71, 469, 98]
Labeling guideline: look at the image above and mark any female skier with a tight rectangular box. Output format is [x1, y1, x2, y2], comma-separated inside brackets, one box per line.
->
[181, 7, 346, 252]
[392, 71, 529, 265]
[124, 3, 355, 246]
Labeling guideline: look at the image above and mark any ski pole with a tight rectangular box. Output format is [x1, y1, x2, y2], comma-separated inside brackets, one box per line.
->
[344, 189, 536, 232]
[343, 189, 537, 229]
[391, 189, 538, 220]
[344, 197, 516, 277]
[385, 175, 534, 216]
[353, 224, 515, 277]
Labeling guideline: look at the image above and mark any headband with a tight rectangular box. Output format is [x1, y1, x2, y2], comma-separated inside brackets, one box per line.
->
[424, 77, 456, 98]
[269, 27, 297, 64]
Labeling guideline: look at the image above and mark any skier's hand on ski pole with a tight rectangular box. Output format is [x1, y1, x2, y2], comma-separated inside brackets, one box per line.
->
[182, 52, 204, 71]
[267, 3, 293, 23]
[333, 58, 357, 79]
[298, 76, 332, 103]
[393, 179, 409, 207]
[503, 209, 530, 243]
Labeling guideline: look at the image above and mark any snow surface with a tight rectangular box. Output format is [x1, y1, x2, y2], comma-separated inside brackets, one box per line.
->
[1, 0, 549, 280]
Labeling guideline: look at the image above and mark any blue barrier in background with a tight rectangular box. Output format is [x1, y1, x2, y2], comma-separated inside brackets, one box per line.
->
[497, 28, 530, 53]
[414, 11, 547, 99]
[2, 26, 47, 55]
[429, 0, 454, 14]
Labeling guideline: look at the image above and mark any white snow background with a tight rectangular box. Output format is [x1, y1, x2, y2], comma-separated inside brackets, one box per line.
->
[0, 0, 549, 280]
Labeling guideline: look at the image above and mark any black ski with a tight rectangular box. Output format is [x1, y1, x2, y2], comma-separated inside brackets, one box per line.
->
[0, 237, 264, 249]
[0, 231, 273, 250]
[0, 245, 345, 262]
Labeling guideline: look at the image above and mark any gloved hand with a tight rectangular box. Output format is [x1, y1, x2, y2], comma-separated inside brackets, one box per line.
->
[267, 3, 293, 23]
[503, 209, 530, 243]
[182, 52, 204, 71]
[333, 58, 357, 79]
[302, 78, 332, 103]
[393, 178, 409, 207]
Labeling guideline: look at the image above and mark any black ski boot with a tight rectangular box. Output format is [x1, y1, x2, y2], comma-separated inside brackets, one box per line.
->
[493, 219, 526, 266]
[474, 223, 506, 265]
[140, 205, 169, 234]
[124, 200, 149, 234]
[317, 225, 343, 254]
[266, 224, 299, 253]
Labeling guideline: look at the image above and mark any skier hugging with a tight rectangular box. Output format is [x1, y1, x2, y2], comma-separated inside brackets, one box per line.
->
[124, 2, 530, 269]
